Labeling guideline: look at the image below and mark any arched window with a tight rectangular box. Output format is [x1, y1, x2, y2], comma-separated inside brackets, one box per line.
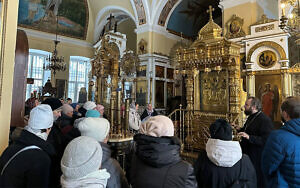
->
[26, 49, 51, 100]
[68, 56, 91, 102]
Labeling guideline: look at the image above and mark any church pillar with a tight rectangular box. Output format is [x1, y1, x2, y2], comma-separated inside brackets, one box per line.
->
[229, 57, 241, 113]
[194, 72, 200, 110]
[246, 72, 255, 97]
[281, 70, 292, 98]
[186, 70, 194, 110]
[280, 60, 292, 98]
[0, 0, 19, 154]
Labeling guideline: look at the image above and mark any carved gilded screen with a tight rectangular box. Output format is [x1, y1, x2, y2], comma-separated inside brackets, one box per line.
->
[199, 70, 229, 112]
[292, 73, 300, 96]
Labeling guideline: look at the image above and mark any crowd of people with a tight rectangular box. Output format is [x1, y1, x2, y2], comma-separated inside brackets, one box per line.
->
[0, 96, 299, 188]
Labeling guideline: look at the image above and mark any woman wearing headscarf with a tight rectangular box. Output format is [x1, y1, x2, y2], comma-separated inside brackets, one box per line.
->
[128, 115, 197, 188]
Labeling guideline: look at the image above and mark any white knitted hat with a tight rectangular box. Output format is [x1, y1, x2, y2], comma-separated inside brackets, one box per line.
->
[83, 101, 96, 110]
[27, 104, 53, 130]
[77, 118, 110, 142]
[61, 136, 103, 180]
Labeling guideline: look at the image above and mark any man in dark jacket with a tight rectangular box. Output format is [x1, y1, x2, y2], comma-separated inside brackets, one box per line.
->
[0, 104, 55, 187]
[77, 117, 129, 188]
[235, 97, 273, 187]
[140, 103, 158, 121]
[194, 119, 257, 188]
[262, 96, 300, 187]
[129, 115, 197, 188]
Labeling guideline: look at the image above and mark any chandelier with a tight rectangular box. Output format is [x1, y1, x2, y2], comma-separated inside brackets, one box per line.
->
[44, 16, 66, 75]
[279, 0, 300, 44]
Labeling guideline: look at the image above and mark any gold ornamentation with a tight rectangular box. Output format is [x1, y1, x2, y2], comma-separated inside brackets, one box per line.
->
[247, 41, 287, 62]
[200, 70, 228, 112]
[225, 14, 246, 39]
[252, 14, 277, 26]
[198, 6, 222, 41]
[257, 50, 277, 69]
[138, 39, 147, 54]
[255, 24, 275, 32]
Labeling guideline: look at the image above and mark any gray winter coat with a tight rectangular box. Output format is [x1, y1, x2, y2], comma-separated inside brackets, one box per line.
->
[100, 142, 129, 188]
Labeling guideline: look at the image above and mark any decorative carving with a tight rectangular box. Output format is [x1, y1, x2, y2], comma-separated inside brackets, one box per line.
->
[134, 0, 146, 25]
[158, 0, 179, 26]
[225, 14, 246, 39]
[138, 39, 147, 54]
[197, 6, 222, 41]
[200, 70, 228, 112]
[292, 73, 300, 96]
[255, 24, 275, 33]
[252, 14, 277, 26]
[247, 41, 287, 62]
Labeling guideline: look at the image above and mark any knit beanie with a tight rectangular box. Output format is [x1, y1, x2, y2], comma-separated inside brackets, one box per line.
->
[86, 110, 101, 118]
[77, 118, 110, 142]
[209, 119, 232, 141]
[83, 101, 96, 110]
[139, 115, 174, 137]
[61, 136, 103, 180]
[42, 97, 62, 111]
[27, 104, 53, 130]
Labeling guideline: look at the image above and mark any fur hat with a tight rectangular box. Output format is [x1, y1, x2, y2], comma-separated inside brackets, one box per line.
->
[83, 101, 96, 111]
[139, 115, 174, 137]
[77, 118, 110, 142]
[61, 136, 103, 180]
[85, 110, 100, 118]
[42, 98, 62, 111]
[27, 104, 53, 130]
[209, 119, 232, 141]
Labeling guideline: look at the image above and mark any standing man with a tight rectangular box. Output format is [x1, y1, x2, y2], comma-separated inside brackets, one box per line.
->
[235, 97, 273, 187]
[0, 105, 55, 187]
[141, 103, 158, 122]
[262, 96, 300, 187]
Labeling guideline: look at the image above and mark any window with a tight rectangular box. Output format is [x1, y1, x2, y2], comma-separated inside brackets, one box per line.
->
[26, 49, 51, 100]
[68, 56, 91, 102]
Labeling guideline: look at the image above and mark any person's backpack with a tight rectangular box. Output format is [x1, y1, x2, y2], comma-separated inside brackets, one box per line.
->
[230, 155, 249, 188]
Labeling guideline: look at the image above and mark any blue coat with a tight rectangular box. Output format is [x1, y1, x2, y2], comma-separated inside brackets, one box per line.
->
[262, 118, 300, 188]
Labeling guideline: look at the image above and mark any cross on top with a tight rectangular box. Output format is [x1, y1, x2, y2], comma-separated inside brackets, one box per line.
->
[107, 14, 114, 22]
[207, 5, 215, 20]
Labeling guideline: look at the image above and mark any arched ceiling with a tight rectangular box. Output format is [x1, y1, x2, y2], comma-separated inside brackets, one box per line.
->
[167, 0, 222, 39]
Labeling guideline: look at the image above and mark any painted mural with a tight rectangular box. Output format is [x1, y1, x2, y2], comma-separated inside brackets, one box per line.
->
[167, 0, 221, 38]
[18, 0, 88, 39]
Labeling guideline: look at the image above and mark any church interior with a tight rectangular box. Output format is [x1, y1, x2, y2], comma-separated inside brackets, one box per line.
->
[0, 0, 300, 177]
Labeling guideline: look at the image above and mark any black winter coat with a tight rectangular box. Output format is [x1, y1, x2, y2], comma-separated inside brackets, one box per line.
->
[239, 111, 273, 187]
[101, 142, 129, 188]
[129, 134, 197, 188]
[194, 150, 257, 188]
[0, 130, 55, 188]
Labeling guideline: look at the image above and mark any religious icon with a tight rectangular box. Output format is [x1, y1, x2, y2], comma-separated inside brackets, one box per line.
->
[225, 14, 245, 39]
[229, 20, 241, 34]
[256, 75, 281, 122]
[257, 50, 277, 68]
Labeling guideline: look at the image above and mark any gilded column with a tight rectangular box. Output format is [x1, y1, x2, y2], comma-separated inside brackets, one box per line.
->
[186, 70, 194, 111]
[228, 57, 241, 114]
[281, 70, 291, 98]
